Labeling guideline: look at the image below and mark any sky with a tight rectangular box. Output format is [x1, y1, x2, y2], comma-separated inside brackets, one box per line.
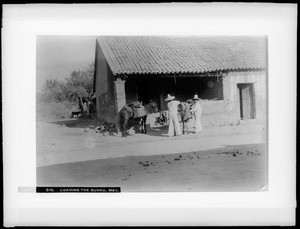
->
[36, 35, 96, 92]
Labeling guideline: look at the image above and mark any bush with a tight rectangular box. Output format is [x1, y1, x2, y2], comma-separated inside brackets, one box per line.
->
[37, 63, 95, 118]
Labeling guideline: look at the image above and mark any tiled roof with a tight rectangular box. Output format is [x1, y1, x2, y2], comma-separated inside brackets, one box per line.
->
[97, 36, 266, 76]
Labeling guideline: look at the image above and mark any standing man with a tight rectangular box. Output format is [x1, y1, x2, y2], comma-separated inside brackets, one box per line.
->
[165, 94, 181, 137]
[191, 94, 203, 133]
[82, 98, 89, 117]
[90, 92, 97, 117]
[185, 99, 194, 134]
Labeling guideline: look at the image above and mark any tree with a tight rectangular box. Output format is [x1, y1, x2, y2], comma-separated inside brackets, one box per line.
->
[63, 63, 95, 116]
[38, 62, 95, 117]
[40, 78, 66, 103]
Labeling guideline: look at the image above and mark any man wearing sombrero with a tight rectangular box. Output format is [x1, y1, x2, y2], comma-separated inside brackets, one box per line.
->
[191, 94, 203, 133]
[165, 94, 181, 137]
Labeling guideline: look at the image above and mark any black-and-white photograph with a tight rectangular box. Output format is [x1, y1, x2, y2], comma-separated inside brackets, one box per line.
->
[36, 35, 268, 192]
[3, 3, 296, 226]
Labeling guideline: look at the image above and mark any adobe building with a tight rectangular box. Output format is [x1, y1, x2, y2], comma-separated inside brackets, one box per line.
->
[93, 36, 267, 126]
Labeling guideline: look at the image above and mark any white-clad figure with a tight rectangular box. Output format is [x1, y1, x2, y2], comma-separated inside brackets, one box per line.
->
[191, 94, 203, 133]
[165, 94, 182, 137]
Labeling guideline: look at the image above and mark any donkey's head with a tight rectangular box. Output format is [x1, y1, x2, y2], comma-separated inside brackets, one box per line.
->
[178, 103, 184, 112]
[148, 100, 159, 113]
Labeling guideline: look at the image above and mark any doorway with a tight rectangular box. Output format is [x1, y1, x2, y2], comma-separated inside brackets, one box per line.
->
[237, 83, 255, 120]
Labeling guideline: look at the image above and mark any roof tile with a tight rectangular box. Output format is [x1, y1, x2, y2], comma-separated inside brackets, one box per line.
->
[97, 36, 266, 76]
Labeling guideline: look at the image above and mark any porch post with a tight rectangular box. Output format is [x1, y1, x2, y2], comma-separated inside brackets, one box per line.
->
[114, 78, 126, 112]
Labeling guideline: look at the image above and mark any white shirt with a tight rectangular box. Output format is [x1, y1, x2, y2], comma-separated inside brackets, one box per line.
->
[167, 100, 180, 114]
[192, 101, 202, 117]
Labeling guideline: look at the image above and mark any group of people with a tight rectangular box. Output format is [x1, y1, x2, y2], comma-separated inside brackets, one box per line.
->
[165, 94, 203, 137]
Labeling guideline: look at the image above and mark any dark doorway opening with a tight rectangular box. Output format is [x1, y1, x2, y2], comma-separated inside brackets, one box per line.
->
[237, 83, 255, 120]
[136, 78, 160, 104]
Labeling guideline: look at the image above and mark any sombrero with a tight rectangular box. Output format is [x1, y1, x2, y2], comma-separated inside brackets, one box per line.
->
[192, 94, 199, 100]
[165, 94, 175, 101]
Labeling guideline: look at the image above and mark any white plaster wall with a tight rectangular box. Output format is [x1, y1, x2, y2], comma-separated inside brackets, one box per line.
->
[223, 70, 267, 122]
[199, 70, 266, 127]
[95, 41, 116, 123]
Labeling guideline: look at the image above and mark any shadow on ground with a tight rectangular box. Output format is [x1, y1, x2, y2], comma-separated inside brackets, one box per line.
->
[147, 125, 169, 137]
[48, 118, 101, 129]
[48, 118, 171, 137]
[37, 143, 268, 192]
[147, 124, 197, 137]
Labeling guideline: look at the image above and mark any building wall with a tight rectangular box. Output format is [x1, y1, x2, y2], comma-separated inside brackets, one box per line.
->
[95, 66, 266, 126]
[223, 70, 267, 123]
[200, 100, 237, 126]
[94, 41, 116, 123]
[198, 70, 266, 127]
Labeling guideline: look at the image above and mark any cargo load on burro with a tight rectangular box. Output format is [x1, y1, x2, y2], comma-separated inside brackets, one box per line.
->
[117, 100, 159, 137]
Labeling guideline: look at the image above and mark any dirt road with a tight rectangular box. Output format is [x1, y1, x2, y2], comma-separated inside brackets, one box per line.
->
[36, 119, 267, 191]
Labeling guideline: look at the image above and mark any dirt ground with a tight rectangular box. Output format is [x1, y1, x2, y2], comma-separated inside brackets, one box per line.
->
[36, 118, 268, 192]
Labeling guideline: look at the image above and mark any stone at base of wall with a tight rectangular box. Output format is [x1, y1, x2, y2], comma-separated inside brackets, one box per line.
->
[200, 112, 239, 127]
[201, 116, 266, 127]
